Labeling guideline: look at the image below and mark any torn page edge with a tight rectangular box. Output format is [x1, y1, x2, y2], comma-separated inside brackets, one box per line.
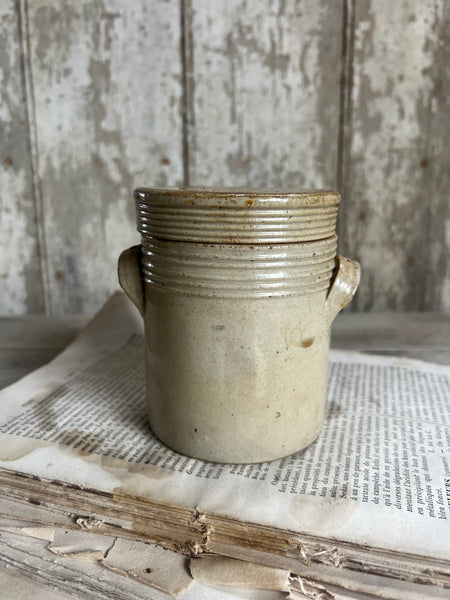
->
[190, 556, 290, 591]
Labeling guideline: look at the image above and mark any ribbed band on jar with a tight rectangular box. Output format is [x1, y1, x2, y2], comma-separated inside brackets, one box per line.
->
[140, 236, 337, 298]
[135, 187, 339, 244]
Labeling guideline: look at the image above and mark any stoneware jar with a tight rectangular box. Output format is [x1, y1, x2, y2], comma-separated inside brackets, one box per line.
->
[118, 187, 360, 464]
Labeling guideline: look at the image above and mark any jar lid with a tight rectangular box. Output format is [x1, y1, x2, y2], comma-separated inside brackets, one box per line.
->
[134, 186, 340, 244]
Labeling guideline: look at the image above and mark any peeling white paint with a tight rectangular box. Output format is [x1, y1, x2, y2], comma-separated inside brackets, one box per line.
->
[0, 1, 44, 314]
[0, 169, 38, 314]
[344, 0, 449, 311]
[26, 0, 183, 314]
[1, 0, 449, 314]
[440, 219, 450, 312]
[188, 0, 341, 190]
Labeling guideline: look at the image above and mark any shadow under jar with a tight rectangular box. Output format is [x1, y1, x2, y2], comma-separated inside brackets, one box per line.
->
[119, 187, 360, 464]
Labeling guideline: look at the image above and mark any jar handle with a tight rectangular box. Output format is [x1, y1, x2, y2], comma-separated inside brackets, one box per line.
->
[118, 245, 145, 317]
[326, 255, 361, 322]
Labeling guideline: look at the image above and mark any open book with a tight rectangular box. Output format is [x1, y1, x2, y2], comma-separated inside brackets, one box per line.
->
[0, 293, 449, 593]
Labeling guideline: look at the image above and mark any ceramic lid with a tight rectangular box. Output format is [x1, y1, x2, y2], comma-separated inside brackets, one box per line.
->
[135, 186, 340, 208]
[134, 187, 340, 244]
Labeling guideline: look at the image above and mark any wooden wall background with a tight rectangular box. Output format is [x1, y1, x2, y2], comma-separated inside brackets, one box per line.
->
[1, 0, 449, 315]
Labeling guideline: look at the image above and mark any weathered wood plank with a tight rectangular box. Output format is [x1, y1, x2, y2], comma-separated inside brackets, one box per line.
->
[423, 2, 450, 312]
[25, 0, 183, 315]
[0, 313, 86, 388]
[0, 315, 87, 349]
[339, 0, 450, 312]
[184, 0, 343, 189]
[0, 350, 61, 390]
[0, 568, 76, 600]
[3, 0, 449, 315]
[331, 311, 450, 364]
[0, 1, 45, 314]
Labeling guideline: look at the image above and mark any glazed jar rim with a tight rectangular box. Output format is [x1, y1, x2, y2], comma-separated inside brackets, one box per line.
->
[134, 186, 340, 209]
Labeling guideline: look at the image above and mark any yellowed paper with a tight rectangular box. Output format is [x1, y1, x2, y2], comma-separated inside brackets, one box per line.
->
[103, 537, 193, 596]
[190, 556, 290, 591]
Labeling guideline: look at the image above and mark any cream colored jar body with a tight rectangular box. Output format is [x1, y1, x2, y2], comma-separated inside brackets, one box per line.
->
[144, 290, 330, 463]
[119, 187, 360, 464]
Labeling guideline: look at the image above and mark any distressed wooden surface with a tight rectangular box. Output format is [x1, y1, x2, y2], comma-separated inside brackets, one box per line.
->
[0, 314, 86, 389]
[1, 310, 448, 390]
[0, 0, 449, 315]
[0, 1, 45, 314]
[24, 0, 183, 314]
[339, 0, 450, 312]
[185, 0, 342, 189]
[0, 568, 76, 600]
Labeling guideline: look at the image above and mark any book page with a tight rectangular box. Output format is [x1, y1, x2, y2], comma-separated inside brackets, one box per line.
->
[0, 293, 449, 560]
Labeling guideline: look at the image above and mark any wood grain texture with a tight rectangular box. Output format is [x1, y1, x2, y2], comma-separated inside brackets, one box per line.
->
[184, 0, 342, 189]
[0, 1, 45, 314]
[25, 0, 183, 314]
[423, 2, 450, 312]
[0, 568, 76, 600]
[0, 313, 86, 388]
[1, 1, 449, 315]
[339, 0, 450, 312]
